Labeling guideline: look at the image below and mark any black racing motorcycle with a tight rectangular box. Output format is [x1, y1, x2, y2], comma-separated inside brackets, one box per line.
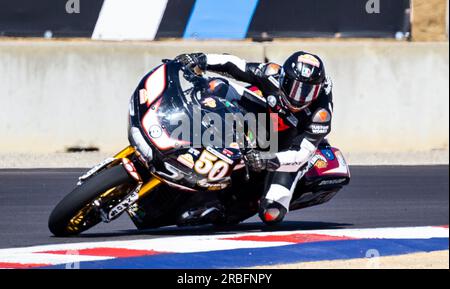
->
[48, 60, 350, 236]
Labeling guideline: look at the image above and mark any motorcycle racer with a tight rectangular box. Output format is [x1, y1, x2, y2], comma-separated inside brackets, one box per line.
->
[176, 51, 334, 225]
[49, 52, 350, 237]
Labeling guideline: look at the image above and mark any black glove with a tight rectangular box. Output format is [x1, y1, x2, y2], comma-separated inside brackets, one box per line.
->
[175, 53, 207, 71]
[245, 150, 280, 172]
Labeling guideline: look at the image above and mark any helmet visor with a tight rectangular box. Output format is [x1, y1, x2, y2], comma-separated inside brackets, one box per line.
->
[288, 79, 322, 106]
[279, 68, 322, 111]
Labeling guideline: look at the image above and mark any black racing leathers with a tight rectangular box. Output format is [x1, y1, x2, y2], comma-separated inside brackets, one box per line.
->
[205, 54, 334, 218]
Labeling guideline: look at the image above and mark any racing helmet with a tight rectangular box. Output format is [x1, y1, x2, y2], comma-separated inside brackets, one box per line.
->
[279, 51, 326, 112]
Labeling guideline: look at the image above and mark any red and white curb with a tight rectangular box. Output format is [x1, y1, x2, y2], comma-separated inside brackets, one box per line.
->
[0, 225, 448, 269]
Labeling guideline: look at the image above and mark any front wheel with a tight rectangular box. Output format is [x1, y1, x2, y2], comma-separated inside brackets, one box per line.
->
[48, 165, 134, 236]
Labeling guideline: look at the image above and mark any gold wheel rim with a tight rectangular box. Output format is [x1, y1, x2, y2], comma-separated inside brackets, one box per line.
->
[66, 186, 125, 233]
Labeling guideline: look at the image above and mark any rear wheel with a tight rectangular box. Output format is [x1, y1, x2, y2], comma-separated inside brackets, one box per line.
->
[48, 165, 134, 236]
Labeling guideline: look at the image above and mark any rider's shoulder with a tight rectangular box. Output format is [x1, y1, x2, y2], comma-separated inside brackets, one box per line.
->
[263, 63, 282, 77]
[247, 62, 281, 78]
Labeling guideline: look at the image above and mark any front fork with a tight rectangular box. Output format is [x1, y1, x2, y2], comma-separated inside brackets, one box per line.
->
[87, 146, 162, 222]
[114, 146, 162, 197]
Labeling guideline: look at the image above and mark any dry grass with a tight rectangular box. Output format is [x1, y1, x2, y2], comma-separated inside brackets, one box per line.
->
[413, 0, 448, 41]
[251, 250, 449, 269]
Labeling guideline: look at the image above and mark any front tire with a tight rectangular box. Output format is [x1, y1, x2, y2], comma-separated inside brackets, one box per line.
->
[48, 165, 133, 236]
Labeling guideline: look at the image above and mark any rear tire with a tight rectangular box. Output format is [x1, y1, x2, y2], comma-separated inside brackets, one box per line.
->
[48, 165, 133, 236]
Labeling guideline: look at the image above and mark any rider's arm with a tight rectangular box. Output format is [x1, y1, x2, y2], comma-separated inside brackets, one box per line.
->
[176, 53, 275, 87]
[206, 54, 283, 111]
[205, 54, 266, 85]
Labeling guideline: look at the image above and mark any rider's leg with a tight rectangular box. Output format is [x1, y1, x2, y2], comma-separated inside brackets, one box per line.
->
[217, 171, 266, 225]
[259, 170, 300, 224]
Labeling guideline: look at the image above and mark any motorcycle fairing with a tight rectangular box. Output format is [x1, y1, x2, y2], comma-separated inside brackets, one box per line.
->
[289, 146, 350, 210]
[129, 62, 247, 192]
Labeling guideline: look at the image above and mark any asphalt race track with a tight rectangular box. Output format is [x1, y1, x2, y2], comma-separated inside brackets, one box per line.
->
[0, 166, 448, 249]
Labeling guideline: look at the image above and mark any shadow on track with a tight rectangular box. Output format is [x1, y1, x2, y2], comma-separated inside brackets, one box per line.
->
[49, 221, 353, 240]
